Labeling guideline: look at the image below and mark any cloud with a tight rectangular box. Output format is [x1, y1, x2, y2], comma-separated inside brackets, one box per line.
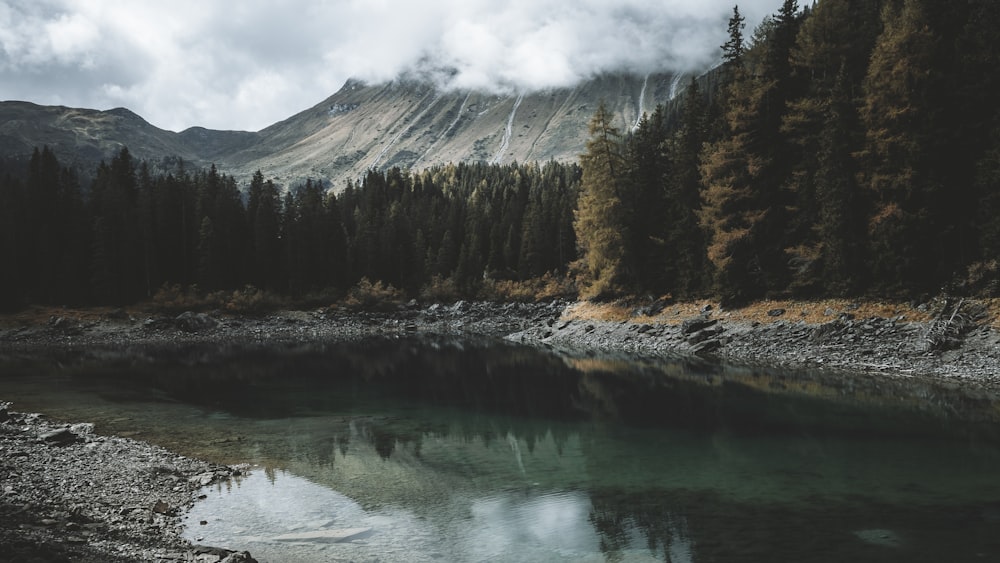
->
[0, 0, 779, 132]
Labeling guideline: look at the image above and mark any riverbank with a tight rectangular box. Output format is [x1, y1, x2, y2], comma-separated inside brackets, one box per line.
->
[3, 296, 999, 387]
[508, 297, 1000, 389]
[0, 402, 255, 563]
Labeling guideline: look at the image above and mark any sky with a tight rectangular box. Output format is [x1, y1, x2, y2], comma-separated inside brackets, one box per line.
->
[0, 0, 777, 132]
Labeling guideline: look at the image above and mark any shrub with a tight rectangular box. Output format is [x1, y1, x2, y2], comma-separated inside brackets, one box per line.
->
[342, 278, 405, 311]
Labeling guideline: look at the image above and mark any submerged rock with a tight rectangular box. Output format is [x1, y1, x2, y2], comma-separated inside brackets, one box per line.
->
[272, 527, 373, 543]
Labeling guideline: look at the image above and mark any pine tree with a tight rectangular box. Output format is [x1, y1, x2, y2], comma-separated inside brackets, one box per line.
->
[665, 79, 709, 298]
[721, 5, 747, 69]
[90, 147, 143, 303]
[623, 107, 671, 293]
[813, 64, 866, 295]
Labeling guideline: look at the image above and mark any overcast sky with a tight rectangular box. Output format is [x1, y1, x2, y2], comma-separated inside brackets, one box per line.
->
[0, 0, 777, 132]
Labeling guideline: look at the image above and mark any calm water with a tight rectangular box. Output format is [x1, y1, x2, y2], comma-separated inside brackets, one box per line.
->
[2, 337, 1000, 562]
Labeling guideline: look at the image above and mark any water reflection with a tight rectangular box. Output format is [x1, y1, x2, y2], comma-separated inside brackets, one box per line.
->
[189, 467, 685, 562]
[3, 337, 1000, 561]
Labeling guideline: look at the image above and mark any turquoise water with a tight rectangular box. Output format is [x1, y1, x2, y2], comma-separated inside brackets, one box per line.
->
[2, 338, 1000, 561]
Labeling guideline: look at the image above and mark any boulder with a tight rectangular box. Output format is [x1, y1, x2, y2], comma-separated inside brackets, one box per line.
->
[39, 428, 79, 446]
[681, 316, 717, 335]
[174, 312, 219, 332]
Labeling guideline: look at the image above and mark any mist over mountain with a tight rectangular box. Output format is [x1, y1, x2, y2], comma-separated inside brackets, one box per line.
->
[0, 71, 689, 188]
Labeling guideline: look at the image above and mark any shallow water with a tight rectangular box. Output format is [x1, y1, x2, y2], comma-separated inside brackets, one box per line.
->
[3, 337, 1000, 561]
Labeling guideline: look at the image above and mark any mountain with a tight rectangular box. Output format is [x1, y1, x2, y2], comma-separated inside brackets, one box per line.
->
[0, 72, 688, 188]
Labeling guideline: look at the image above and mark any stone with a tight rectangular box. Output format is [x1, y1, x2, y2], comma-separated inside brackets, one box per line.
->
[39, 428, 79, 445]
[220, 552, 259, 563]
[767, 308, 786, 317]
[152, 500, 171, 514]
[691, 339, 722, 355]
[686, 325, 724, 345]
[69, 423, 94, 436]
[272, 527, 373, 542]
[174, 312, 219, 332]
[681, 316, 717, 335]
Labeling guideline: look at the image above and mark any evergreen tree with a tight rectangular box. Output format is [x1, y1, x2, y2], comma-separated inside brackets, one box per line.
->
[574, 102, 628, 299]
[90, 147, 143, 303]
[664, 79, 709, 298]
[623, 107, 670, 293]
[812, 64, 866, 295]
[247, 170, 283, 290]
[721, 5, 747, 69]
[860, 0, 949, 295]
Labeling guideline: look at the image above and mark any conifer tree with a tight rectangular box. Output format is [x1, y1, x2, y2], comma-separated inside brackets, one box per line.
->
[860, 0, 947, 294]
[574, 102, 628, 299]
[665, 79, 709, 298]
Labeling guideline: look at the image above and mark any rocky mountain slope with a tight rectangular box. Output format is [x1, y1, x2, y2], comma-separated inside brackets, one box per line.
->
[1, 72, 687, 188]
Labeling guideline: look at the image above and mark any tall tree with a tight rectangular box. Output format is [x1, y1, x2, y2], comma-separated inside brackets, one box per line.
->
[859, 0, 948, 295]
[664, 79, 709, 298]
[574, 102, 628, 299]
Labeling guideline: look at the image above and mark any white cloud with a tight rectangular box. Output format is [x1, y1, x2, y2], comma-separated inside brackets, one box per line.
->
[0, 0, 779, 131]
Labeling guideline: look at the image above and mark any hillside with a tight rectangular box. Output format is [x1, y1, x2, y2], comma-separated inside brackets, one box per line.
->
[0, 72, 687, 188]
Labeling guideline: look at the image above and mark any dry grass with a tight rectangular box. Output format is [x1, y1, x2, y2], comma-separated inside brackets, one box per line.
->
[983, 297, 1000, 329]
[565, 297, 936, 325]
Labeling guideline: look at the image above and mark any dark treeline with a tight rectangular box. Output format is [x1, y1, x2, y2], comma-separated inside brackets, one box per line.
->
[577, 0, 1000, 304]
[4, 0, 1000, 310]
[0, 146, 579, 310]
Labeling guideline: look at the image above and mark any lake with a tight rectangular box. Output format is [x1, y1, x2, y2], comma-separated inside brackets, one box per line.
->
[2, 337, 1000, 562]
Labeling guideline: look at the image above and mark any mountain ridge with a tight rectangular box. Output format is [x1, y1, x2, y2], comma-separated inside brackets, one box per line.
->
[0, 72, 688, 187]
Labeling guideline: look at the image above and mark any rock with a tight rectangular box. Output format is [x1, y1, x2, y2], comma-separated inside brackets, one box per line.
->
[272, 527, 373, 542]
[681, 316, 717, 335]
[48, 316, 80, 333]
[691, 338, 722, 355]
[190, 472, 217, 486]
[767, 308, 786, 317]
[39, 428, 79, 445]
[175, 312, 219, 332]
[69, 423, 94, 436]
[637, 324, 654, 335]
[152, 500, 171, 514]
[686, 321, 725, 343]
[634, 299, 669, 317]
[221, 552, 259, 563]
[824, 308, 835, 317]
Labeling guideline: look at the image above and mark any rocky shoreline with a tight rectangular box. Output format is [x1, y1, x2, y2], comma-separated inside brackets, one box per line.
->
[508, 298, 1000, 389]
[0, 402, 255, 563]
[3, 298, 1000, 561]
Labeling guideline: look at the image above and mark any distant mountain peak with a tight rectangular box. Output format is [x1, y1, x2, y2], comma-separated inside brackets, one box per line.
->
[0, 71, 690, 188]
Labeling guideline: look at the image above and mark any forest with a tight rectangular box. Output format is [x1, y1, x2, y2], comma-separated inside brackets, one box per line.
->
[1, 0, 999, 310]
